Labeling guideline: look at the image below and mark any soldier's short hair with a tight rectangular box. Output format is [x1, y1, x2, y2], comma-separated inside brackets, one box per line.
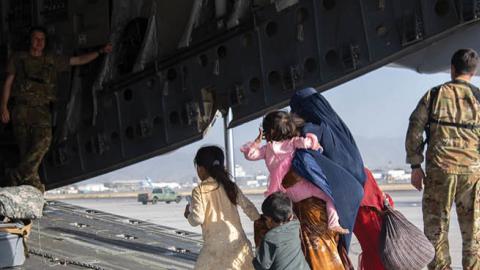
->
[29, 26, 47, 38]
[451, 48, 479, 75]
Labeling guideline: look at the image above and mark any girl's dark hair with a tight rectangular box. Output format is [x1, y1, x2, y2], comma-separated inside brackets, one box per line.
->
[194, 146, 238, 205]
[262, 111, 298, 142]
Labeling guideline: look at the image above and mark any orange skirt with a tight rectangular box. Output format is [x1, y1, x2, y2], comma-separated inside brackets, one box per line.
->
[294, 197, 346, 270]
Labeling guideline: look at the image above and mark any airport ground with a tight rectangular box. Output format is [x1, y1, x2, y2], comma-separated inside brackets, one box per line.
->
[60, 190, 463, 269]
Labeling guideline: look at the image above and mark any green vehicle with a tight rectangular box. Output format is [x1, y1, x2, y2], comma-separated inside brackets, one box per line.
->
[137, 187, 182, 205]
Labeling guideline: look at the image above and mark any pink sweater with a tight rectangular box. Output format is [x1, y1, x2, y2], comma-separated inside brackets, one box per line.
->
[241, 133, 322, 197]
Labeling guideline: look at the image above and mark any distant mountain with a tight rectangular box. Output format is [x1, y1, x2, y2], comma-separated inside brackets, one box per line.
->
[85, 149, 199, 184]
[355, 136, 407, 170]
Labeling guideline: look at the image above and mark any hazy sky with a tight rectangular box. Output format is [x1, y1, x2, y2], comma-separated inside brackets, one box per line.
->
[85, 66, 480, 183]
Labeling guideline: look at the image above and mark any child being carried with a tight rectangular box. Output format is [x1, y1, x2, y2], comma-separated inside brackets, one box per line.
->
[241, 111, 348, 234]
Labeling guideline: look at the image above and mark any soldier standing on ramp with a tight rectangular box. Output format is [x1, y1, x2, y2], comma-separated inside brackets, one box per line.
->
[0, 26, 112, 192]
[406, 48, 480, 270]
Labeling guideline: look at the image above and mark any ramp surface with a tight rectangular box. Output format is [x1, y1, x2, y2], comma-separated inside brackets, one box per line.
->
[22, 201, 200, 269]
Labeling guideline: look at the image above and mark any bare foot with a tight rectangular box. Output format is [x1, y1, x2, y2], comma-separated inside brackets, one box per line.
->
[330, 226, 350, 234]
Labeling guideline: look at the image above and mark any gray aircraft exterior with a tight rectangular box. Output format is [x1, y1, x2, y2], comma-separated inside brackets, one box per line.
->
[1, 0, 480, 190]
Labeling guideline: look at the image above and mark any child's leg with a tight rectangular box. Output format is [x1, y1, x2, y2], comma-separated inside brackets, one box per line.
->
[324, 197, 340, 228]
[325, 198, 349, 234]
[312, 188, 348, 233]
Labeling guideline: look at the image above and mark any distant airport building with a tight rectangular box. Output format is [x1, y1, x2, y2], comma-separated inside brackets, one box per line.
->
[371, 171, 384, 181]
[153, 182, 182, 189]
[234, 164, 255, 187]
[235, 165, 247, 177]
[386, 169, 410, 183]
[77, 183, 109, 193]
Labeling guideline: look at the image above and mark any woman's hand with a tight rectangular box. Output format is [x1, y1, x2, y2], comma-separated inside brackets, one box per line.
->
[255, 128, 263, 144]
[184, 204, 190, 219]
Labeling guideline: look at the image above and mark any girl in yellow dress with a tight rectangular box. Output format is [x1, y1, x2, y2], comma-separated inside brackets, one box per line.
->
[185, 146, 260, 270]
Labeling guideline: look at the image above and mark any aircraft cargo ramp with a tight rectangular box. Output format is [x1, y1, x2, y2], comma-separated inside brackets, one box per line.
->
[23, 201, 199, 270]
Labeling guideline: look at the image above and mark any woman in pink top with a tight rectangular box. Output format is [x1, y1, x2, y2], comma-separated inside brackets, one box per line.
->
[241, 111, 348, 234]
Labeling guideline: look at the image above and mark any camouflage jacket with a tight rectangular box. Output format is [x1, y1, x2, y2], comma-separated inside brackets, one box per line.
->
[405, 79, 480, 174]
[6, 52, 69, 106]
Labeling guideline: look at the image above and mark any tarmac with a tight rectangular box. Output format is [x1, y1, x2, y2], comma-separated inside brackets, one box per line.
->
[59, 190, 464, 270]
[9, 189, 464, 269]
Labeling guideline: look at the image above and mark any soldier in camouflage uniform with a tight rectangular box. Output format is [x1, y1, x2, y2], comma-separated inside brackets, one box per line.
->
[406, 49, 480, 270]
[0, 27, 112, 193]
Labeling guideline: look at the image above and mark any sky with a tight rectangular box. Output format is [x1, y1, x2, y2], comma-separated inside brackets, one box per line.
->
[84, 66, 480, 184]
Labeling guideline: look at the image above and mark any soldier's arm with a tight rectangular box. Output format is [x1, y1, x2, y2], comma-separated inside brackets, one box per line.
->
[2, 53, 16, 109]
[405, 91, 431, 165]
[69, 43, 112, 66]
[1, 74, 14, 108]
[1, 74, 15, 123]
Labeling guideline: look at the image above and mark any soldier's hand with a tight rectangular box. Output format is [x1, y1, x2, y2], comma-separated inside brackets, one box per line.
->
[1, 107, 10, 124]
[100, 43, 113, 54]
[411, 168, 425, 191]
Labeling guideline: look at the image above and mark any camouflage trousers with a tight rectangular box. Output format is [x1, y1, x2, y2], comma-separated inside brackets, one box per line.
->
[423, 169, 480, 270]
[6, 123, 51, 193]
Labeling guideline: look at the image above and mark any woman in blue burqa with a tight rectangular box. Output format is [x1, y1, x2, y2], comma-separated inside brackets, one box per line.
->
[253, 88, 366, 269]
[289, 87, 366, 269]
[290, 88, 392, 270]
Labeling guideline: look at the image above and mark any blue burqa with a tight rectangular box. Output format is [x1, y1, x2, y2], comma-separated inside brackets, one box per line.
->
[290, 88, 366, 250]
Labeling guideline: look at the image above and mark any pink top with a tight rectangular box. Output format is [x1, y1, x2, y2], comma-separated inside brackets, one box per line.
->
[240, 133, 322, 197]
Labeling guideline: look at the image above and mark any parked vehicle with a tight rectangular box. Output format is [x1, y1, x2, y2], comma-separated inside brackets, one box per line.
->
[137, 187, 182, 205]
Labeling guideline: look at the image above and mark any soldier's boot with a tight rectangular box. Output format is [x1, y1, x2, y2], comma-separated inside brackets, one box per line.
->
[33, 181, 45, 194]
[11, 166, 46, 192]
[25, 178, 45, 193]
